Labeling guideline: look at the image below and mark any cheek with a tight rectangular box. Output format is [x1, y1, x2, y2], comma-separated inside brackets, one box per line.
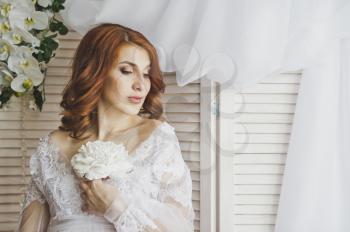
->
[146, 80, 152, 92]
[103, 77, 123, 99]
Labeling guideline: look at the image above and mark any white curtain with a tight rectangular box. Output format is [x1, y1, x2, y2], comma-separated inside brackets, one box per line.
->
[60, 0, 350, 231]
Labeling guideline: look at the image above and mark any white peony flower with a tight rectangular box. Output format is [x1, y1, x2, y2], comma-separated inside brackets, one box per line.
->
[71, 140, 134, 181]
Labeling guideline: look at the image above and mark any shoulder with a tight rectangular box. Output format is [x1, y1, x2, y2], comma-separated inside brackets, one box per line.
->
[47, 129, 72, 150]
[29, 129, 67, 175]
[35, 129, 74, 159]
[151, 119, 175, 135]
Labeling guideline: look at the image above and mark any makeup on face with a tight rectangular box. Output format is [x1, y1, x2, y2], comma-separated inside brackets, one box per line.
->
[117, 61, 150, 104]
[118, 61, 150, 78]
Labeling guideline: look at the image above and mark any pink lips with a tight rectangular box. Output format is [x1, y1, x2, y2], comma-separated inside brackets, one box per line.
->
[128, 96, 142, 104]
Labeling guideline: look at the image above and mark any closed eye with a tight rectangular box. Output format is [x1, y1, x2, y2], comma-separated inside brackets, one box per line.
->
[121, 70, 133, 75]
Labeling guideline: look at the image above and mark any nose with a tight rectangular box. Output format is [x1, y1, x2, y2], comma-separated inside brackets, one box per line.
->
[132, 73, 147, 91]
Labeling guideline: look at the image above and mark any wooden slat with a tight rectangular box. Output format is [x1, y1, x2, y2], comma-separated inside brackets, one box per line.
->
[232, 72, 301, 232]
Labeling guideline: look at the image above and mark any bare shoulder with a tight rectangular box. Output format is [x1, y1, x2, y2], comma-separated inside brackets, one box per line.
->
[151, 119, 164, 127]
[146, 119, 166, 132]
[48, 129, 73, 152]
[137, 119, 165, 138]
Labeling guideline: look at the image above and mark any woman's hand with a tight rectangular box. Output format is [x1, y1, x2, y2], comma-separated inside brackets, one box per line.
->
[79, 178, 127, 216]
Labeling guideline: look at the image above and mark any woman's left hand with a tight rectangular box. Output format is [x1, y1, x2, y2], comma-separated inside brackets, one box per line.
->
[79, 178, 125, 216]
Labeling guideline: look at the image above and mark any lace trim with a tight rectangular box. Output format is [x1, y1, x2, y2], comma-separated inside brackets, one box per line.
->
[115, 203, 157, 231]
[129, 121, 173, 159]
[19, 178, 47, 215]
[30, 134, 94, 220]
[20, 120, 190, 227]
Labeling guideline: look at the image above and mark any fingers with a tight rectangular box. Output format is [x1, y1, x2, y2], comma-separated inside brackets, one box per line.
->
[91, 179, 102, 189]
[81, 201, 92, 213]
[79, 181, 90, 191]
[80, 191, 87, 200]
[80, 191, 94, 213]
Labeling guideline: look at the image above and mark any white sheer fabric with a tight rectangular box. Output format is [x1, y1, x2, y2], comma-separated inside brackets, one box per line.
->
[16, 121, 195, 231]
[60, 0, 292, 89]
[275, 41, 350, 232]
[59, 0, 350, 88]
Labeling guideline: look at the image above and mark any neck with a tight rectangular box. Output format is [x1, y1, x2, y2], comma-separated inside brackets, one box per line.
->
[93, 103, 143, 140]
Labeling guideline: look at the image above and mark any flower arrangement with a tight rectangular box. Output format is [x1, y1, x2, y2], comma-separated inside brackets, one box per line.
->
[0, 0, 68, 111]
[70, 140, 134, 181]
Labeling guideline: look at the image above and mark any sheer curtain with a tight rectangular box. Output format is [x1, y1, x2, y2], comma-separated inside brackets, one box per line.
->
[60, 0, 350, 231]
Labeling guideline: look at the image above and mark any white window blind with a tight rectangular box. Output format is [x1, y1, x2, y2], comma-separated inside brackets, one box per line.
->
[232, 73, 302, 232]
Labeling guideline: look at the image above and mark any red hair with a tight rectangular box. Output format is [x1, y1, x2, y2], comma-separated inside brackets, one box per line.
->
[58, 23, 166, 140]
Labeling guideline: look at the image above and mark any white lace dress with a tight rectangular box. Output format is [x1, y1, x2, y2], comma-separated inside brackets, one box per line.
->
[16, 121, 195, 231]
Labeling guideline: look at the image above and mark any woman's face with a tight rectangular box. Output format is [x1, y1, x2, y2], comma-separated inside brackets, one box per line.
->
[101, 43, 152, 115]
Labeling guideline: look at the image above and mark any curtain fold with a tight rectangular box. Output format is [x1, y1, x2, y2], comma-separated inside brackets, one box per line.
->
[275, 40, 350, 231]
[60, 0, 292, 89]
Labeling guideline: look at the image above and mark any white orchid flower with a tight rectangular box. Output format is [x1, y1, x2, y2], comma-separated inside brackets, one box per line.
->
[2, 26, 40, 46]
[7, 46, 39, 74]
[0, 20, 11, 34]
[38, 0, 52, 8]
[0, 39, 14, 60]
[0, 61, 13, 87]
[9, 6, 48, 31]
[0, 1, 12, 18]
[44, 9, 53, 19]
[0, 0, 34, 16]
[12, 0, 35, 10]
[10, 67, 44, 92]
[28, 99, 38, 111]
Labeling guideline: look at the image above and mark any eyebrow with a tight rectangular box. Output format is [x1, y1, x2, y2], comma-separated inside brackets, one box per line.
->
[119, 61, 150, 70]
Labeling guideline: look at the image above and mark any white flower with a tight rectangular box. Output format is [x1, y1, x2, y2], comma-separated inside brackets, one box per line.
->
[28, 99, 37, 111]
[0, 1, 12, 18]
[71, 140, 134, 180]
[0, 61, 13, 87]
[11, 0, 35, 11]
[3, 27, 40, 47]
[10, 71, 43, 92]
[38, 0, 52, 8]
[9, 5, 48, 31]
[8, 46, 40, 73]
[0, 20, 11, 34]
[2, 26, 40, 46]
[0, 39, 14, 60]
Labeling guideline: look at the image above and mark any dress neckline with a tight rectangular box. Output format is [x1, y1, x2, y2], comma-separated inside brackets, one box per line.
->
[43, 121, 168, 168]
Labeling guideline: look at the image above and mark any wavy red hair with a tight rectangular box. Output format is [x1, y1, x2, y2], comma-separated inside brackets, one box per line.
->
[58, 23, 166, 140]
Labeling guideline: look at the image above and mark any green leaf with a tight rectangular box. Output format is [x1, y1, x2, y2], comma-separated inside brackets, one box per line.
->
[0, 87, 14, 107]
[58, 25, 68, 35]
[49, 22, 59, 31]
[33, 87, 44, 111]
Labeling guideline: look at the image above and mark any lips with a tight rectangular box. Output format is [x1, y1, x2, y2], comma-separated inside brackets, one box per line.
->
[128, 96, 143, 103]
[128, 96, 142, 99]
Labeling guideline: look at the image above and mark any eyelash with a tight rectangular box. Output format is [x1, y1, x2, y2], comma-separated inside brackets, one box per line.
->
[121, 69, 150, 78]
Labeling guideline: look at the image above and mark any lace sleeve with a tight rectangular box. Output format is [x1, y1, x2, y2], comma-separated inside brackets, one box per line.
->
[15, 138, 50, 232]
[103, 128, 195, 232]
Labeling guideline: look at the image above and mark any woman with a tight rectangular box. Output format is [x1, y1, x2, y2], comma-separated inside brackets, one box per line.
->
[16, 23, 195, 231]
